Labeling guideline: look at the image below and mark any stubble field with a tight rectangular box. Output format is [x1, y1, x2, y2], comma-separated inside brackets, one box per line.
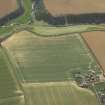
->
[82, 31, 105, 75]
[44, 0, 105, 16]
[0, 0, 18, 18]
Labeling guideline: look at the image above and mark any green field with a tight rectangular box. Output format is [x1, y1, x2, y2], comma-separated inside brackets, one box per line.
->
[0, 47, 24, 105]
[23, 82, 99, 105]
[1, 30, 103, 105]
[31, 24, 105, 36]
[0, 0, 32, 38]
[0, 96, 24, 105]
[0, 0, 105, 105]
[2, 31, 100, 82]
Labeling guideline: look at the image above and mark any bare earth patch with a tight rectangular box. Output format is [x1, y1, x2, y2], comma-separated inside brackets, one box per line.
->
[0, 0, 18, 18]
[82, 31, 105, 75]
[44, 0, 105, 16]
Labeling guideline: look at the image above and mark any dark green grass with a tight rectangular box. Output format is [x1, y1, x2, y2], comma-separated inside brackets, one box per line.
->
[3, 31, 100, 82]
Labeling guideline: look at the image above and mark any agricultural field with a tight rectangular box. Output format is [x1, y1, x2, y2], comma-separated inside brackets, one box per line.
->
[0, 47, 24, 105]
[0, 47, 18, 98]
[2, 31, 100, 82]
[1, 30, 102, 105]
[0, 96, 25, 105]
[0, 0, 105, 105]
[23, 81, 99, 105]
[0, 0, 18, 18]
[44, 0, 105, 16]
[82, 31, 105, 75]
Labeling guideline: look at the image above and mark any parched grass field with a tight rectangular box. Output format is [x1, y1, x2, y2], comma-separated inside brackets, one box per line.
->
[23, 81, 99, 105]
[2, 31, 100, 82]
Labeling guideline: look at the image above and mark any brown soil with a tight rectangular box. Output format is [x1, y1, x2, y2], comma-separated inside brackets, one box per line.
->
[0, 0, 18, 18]
[44, 0, 105, 16]
[82, 31, 105, 75]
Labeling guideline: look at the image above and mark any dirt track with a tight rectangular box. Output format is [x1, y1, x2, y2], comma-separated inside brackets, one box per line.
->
[44, 0, 105, 16]
[82, 31, 105, 75]
[0, 0, 18, 18]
